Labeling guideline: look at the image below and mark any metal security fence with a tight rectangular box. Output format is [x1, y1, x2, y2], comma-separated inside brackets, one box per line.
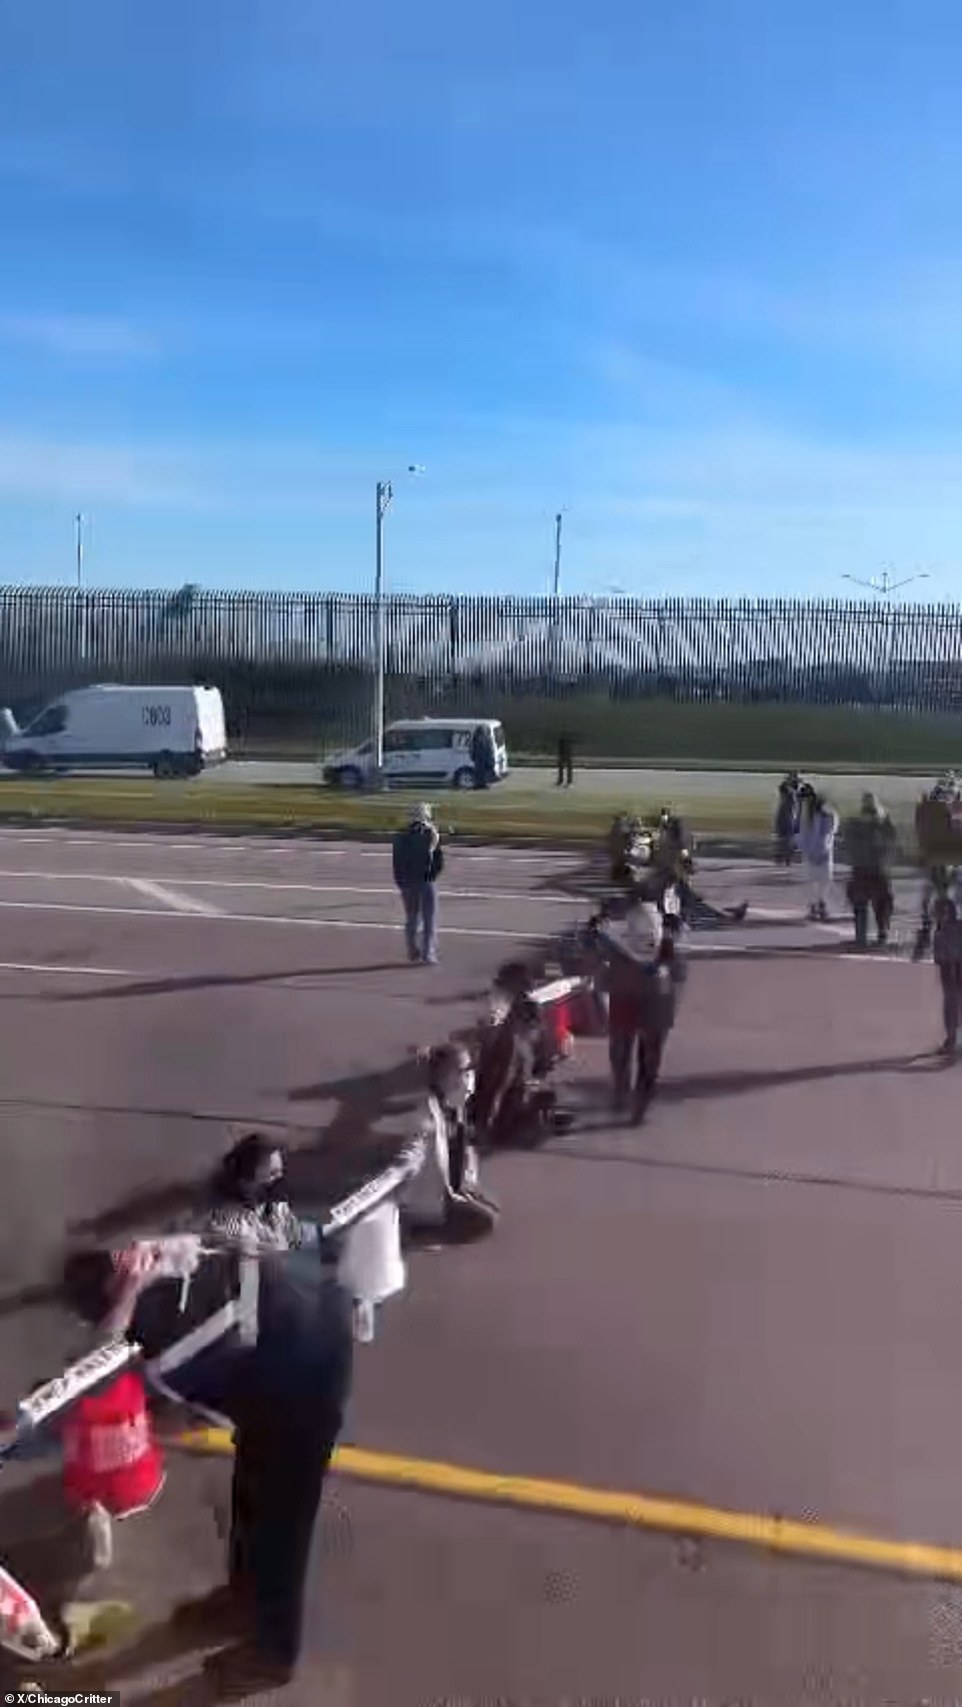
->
[3, 587, 962, 744]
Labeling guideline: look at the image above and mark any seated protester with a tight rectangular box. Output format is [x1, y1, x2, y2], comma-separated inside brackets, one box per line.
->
[472, 990, 569, 1149]
[654, 806, 747, 927]
[401, 1044, 498, 1240]
[206, 1133, 317, 1251]
[592, 897, 681, 1123]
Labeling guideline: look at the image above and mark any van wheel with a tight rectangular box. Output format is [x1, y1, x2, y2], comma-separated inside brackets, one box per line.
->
[153, 753, 178, 780]
[453, 767, 477, 790]
[335, 767, 363, 790]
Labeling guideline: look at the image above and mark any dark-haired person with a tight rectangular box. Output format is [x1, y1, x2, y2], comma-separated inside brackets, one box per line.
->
[653, 807, 747, 926]
[62, 1231, 353, 1695]
[205, 1132, 316, 1251]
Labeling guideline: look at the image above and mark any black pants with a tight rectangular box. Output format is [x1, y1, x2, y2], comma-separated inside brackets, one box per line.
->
[849, 871, 893, 946]
[229, 1406, 344, 1669]
[609, 1028, 665, 1120]
[939, 961, 962, 1042]
[556, 752, 573, 786]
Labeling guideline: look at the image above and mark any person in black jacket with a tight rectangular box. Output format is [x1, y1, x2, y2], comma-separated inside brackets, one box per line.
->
[391, 802, 444, 964]
[62, 1240, 354, 1697]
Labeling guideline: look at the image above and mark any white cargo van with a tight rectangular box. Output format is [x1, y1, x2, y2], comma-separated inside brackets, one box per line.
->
[322, 718, 509, 789]
[2, 684, 228, 778]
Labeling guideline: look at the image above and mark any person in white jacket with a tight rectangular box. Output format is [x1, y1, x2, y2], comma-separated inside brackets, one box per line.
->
[797, 789, 839, 921]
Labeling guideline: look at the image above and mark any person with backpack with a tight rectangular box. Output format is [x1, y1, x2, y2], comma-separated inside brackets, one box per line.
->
[392, 802, 444, 964]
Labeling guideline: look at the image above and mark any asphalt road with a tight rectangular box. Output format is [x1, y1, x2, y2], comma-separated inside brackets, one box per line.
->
[125, 757, 944, 810]
[0, 830, 959, 1701]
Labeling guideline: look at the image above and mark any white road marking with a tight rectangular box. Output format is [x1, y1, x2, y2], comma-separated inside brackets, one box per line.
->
[0, 896, 528, 939]
[126, 878, 222, 917]
[0, 829, 569, 863]
[0, 869, 572, 906]
[0, 959, 132, 979]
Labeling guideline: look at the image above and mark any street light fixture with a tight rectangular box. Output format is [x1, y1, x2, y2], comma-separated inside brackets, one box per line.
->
[373, 467, 422, 777]
[841, 568, 930, 598]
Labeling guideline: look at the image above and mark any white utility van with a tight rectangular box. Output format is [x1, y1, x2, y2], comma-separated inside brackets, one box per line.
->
[322, 718, 509, 789]
[2, 684, 228, 778]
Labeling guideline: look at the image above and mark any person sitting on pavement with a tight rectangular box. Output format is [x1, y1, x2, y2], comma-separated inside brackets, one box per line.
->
[653, 806, 748, 926]
[392, 801, 444, 965]
[589, 894, 683, 1123]
[205, 1132, 317, 1251]
[843, 792, 897, 950]
[401, 1044, 499, 1241]
[472, 978, 574, 1148]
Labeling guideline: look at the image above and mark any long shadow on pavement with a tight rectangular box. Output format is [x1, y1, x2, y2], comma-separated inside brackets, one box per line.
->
[43, 962, 410, 1004]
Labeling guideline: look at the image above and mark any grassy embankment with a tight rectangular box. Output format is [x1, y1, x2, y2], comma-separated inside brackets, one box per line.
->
[240, 697, 962, 772]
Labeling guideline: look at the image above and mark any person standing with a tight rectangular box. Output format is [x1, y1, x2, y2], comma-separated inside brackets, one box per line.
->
[392, 802, 444, 964]
[843, 792, 897, 949]
[798, 789, 838, 921]
[63, 1239, 355, 1696]
[470, 723, 496, 789]
[933, 876, 962, 1054]
[556, 732, 574, 787]
[774, 773, 801, 866]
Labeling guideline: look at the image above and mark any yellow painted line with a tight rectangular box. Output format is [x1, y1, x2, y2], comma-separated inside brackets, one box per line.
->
[175, 1426, 962, 1584]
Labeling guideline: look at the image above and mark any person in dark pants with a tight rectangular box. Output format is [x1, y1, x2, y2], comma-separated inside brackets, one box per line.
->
[392, 801, 444, 963]
[774, 773, 801, 866]
[470, 723, 496, 789]
[591, 896, 682, 1122]
[556, 733, 574, 787]
[933, 878, 962, 1055]
[843, 792, 896, 949]
[62, 1242, 355, 1697]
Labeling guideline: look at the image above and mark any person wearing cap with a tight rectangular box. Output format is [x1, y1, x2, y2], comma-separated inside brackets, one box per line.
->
[843, 792, 897, 949]
[392, 802, 444, 964]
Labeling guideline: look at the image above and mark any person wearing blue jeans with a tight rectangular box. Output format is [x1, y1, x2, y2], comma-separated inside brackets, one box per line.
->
[392, 802, 444, 964]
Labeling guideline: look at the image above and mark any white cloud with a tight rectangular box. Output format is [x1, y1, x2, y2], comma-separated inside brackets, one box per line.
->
[0, 313, 155, 359]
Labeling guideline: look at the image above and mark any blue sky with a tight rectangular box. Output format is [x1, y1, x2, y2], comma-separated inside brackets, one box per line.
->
[2, 0, 962, 599]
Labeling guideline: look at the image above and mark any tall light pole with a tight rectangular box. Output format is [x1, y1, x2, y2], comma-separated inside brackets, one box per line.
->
[373, 479, 393, 776]
[373, 466, 423, 778]
[75, 512, 87, 667]
[552, 512, 563, 599]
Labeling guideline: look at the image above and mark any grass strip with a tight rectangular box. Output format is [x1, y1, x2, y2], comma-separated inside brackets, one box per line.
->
[0, 778, 779, 840]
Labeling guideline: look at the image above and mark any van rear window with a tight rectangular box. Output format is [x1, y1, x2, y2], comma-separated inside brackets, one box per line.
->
[492, 724, 505, 746]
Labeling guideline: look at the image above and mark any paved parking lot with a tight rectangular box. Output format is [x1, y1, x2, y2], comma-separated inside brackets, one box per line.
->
[0, 826, 959, 1702]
